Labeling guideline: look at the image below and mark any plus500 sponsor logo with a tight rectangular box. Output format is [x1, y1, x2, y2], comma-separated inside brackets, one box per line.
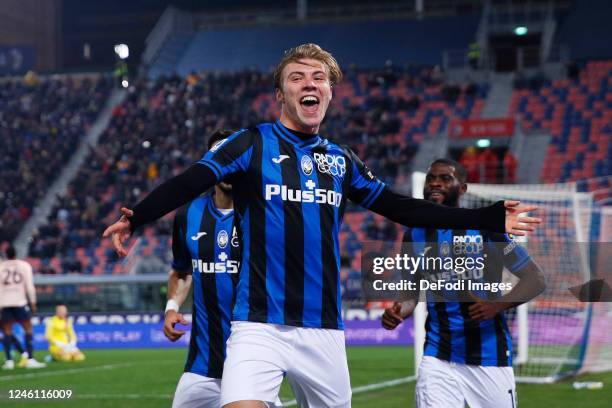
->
[265, 184, 342, 207]
[191, 259, 239, 274]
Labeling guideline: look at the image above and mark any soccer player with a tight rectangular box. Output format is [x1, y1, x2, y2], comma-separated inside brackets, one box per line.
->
[45, 304, 85, 362]
[162, 129, 245, 408]
[0, 246, 46, 369]
[381, 158, 546, 408]
[103, 44, 541, 407]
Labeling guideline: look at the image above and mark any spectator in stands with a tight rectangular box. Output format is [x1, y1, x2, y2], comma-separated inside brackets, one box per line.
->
[464, 82, 478, 97]
[479, 148, 500, 183]
[460, 146, 481, 182]
[0, 75, 112, 242]
[504, 151, 518, 183]
[442, 83, 461, 103]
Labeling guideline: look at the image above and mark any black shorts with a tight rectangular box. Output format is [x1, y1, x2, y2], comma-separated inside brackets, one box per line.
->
[0, 306, 32, 323]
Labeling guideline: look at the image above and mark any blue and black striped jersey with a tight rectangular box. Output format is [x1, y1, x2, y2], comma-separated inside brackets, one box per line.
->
[172, 194, 238, 378]
[403, 228, 531, 366]
[199, 121, 385, 329]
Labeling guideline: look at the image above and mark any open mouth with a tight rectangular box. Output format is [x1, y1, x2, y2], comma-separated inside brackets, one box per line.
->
[300, 95, 320, 113]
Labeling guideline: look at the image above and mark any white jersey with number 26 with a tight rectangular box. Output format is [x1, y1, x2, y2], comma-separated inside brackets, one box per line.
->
[0, 259, 36, 308]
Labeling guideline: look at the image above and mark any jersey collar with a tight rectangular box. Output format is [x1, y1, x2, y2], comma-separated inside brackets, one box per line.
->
[206, 194, 233, 221]
[273, 120, 321, 148]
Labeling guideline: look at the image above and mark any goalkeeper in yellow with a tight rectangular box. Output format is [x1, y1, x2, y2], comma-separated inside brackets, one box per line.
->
[45, 305, 85, 362]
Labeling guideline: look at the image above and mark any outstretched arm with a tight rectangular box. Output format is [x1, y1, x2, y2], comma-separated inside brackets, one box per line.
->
[344, 147, 540, 235]
[102, 164, 216, 256]
[369, 188, 540, 235]
[104, 128, 254, 256]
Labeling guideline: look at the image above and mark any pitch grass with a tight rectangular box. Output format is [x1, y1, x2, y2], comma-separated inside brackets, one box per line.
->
[0, 347, 610, 407]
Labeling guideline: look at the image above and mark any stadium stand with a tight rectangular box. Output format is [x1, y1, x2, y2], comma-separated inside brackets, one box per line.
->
[509, 60, 611, 183]
[150, 15, 480, 76]
[0, 75, 112, 243]
[26, 66, 488, 276]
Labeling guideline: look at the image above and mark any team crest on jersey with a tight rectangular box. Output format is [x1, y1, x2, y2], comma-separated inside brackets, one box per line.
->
[217, 230, 229, 249]
[313, 152, 346, 177]
[301, 155, 313, 176]
[210, 138, 228, 152]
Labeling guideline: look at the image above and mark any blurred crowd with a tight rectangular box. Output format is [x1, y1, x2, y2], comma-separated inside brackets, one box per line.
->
[27, 71, 270, 263]
[458, 147, 518, 184]
[17, 65, 487, 274]
[0, 75, 112, 243]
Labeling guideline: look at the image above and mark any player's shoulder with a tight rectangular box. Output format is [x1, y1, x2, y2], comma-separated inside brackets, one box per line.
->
[210, 127, 258, 152]
[9, 259, 32, 270]
[229, 127, 253, 138]
[254, 122, 278, 139]
[326, 141, 355, 159]
[174, 196, 205, 226]
[182, 194, 212, 216]
[193, 193, 213, 207]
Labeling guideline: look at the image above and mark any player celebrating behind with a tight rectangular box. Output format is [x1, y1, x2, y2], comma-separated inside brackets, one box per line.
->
[104, 44, 541, 407]
[161, 129, 265, 408]
[382, 158, 546, 408]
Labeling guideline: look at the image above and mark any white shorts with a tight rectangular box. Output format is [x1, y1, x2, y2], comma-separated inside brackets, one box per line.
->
[220, 321, 351, 408]
[416, 356, 517, 408]
[172, 372, 221, 408]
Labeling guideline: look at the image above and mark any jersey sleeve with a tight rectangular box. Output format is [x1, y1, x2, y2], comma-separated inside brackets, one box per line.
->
[486, 232, 532, 276]
[345, 147, 387, 209]
[171, 206, 192, 274]
[198, 128, 254, 182]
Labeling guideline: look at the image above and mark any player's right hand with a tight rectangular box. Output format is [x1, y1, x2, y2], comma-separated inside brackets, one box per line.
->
[381, 302, 404, 330]
[102, 207, 134, 257]
[163, 310, 188, 341]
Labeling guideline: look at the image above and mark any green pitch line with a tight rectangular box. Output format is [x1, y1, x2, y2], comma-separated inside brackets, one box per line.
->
[1, 347, 610, 408]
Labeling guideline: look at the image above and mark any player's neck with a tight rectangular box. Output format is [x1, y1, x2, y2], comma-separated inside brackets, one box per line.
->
[213, 189, 233, 210]
[278, 116, 320, 137]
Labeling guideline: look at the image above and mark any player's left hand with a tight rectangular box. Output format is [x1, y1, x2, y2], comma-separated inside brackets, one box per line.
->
[163, 310, 188, 341]
[468, 301, 507, 321]
[504, 200, 541, 236]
